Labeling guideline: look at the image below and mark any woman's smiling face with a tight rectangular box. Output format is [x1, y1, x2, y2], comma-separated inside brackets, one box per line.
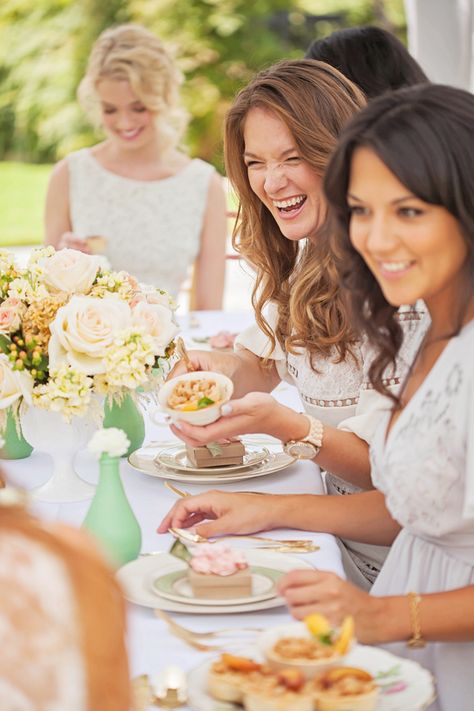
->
[243, 107, 325, 242]
[97, 78, 156, 150]
[348, 147, 468, 314]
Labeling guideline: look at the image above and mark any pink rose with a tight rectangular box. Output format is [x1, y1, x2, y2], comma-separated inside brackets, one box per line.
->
[189, 543, 248, 576]
[0, 298, 25, 334]
[209, 331, 237, 350]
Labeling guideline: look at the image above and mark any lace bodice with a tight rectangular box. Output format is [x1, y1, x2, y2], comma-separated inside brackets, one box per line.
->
[371, 320, 474, 562]
[67, 149, 215, 296]
[236, 302, 428, 434]
[0, 531, 86, 710]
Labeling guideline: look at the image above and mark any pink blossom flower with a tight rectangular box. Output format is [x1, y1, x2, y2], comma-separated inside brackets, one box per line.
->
[209, 331, 237, 350]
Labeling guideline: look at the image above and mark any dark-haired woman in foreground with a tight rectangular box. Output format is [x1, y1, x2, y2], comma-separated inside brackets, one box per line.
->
[305, 25, 428, 98]
[279, 83, 474, 710]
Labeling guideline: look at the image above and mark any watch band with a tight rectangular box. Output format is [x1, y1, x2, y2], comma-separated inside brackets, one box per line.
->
[283, 414, 324, 459]
[303, 414, 324, 450]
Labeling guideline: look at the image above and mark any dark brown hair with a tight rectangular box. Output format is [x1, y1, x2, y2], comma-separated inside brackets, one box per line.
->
[324, 83, 474, 398]
[224, 59, 365, 364]
[306, 26, 428, 99]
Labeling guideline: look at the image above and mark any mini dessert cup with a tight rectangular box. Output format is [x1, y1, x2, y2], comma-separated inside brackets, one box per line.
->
[257, 623, 346, 680]
[207, 655, 264, 704]
[313, 667, 379, 711]
[243, 671, 314, 711]
[158, 371, 233, 426]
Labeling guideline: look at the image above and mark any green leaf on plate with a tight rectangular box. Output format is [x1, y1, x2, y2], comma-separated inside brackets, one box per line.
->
[169, 538, 192, 564]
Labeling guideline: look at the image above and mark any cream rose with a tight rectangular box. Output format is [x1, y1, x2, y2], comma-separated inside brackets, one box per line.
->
[37, 248, 99, 294]
[0, 298, 25, 334]
[48, 295, 133, 374]
[0, 354, 33, 409]
[131, 301, 178, 356]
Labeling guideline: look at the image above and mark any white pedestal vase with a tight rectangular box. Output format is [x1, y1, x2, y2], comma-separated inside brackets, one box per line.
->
[20, 406, 96, 503]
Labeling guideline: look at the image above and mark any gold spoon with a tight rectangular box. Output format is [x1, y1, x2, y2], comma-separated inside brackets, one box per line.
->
[176, 337, 194, 373]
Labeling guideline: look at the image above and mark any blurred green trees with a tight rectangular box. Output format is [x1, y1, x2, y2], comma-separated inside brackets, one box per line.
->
[0, 0, 405, 166]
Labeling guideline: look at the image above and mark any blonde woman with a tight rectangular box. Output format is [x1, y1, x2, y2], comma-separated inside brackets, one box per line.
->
[45, 23, 227, 308]
[163, 60, 427, 589]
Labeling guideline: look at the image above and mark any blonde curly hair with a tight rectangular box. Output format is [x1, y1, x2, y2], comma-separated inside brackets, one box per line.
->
[78, 23, 188, 150]
[224, 60, 366, 367]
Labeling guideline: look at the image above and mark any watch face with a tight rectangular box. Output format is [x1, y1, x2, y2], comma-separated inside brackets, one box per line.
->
[287, 441, 317, 460]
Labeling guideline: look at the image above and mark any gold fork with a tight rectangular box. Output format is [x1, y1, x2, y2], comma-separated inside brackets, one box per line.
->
[168, 526, 318, 550]
[155, 609, 261, 640]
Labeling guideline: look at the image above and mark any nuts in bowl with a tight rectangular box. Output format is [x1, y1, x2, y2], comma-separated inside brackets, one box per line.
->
[256, 616, 354, 680]
[158, 371, 234, 425]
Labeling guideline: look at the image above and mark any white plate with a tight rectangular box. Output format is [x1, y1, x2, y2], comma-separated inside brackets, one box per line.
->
[128, 449, 295, 484]
[116, 550, 314, 614]
[155, 443, 270, 474]
[151, 564, 280, 606]
[187, 644, 436, 711]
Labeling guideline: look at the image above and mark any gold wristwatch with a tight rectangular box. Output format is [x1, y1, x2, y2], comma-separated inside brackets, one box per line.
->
[283, 414, 324, 460]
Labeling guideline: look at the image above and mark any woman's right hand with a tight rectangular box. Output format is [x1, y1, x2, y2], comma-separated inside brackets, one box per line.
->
[157, 490, 278, 538]
[57, 231, 91, 253]
[167, 349, 242, 381]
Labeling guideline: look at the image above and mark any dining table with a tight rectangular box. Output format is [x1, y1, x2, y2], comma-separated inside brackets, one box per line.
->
[2, 310, 346, 709]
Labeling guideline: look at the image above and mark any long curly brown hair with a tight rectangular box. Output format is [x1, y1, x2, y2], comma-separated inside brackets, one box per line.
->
[224, 60, 365, 366]
[324, 84, 474, 400]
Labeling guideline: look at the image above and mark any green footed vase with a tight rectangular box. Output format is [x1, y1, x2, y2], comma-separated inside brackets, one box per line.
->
[103, 394, 145, 457]
[0, 406, 33, 460]
[83, 453, 142, 568]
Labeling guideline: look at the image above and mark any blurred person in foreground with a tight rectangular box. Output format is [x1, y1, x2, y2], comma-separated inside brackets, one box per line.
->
[0, 482, 130, 710]
[305, 25, 428, 99]
[45, 23, 227, 308]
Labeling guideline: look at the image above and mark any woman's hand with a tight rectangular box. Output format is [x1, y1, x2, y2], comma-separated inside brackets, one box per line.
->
[57, 231, 91, 253]
[277, 569, 386, 644]
[170, 392, 309, 446]
[157, 489, 278, 538]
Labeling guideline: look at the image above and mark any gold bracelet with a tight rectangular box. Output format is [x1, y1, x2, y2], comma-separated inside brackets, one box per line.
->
[407, 592, 426, 648]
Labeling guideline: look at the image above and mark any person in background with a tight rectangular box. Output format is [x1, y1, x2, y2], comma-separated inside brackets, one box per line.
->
[160, 60, 428, 590]
[44, 23, 227, 308]
[305, 25, 428, 99]
[0, 486, 130, 710]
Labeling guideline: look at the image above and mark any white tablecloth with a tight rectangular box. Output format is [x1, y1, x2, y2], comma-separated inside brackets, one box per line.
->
[2, 311, 344, 705]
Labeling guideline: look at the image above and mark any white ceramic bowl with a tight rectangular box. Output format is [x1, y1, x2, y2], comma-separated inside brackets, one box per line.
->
[257, 623, 346, 680]
[158, 371, 234, 426]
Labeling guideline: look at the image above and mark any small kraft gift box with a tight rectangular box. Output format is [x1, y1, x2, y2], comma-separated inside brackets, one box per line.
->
[186, 441, 246, 468]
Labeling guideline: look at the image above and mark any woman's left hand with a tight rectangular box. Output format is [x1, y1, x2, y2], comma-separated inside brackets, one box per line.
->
[277, 569, 386, 645]
[170, 392, 309, 446]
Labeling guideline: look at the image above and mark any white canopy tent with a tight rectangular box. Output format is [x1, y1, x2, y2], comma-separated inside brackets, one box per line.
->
[405, 0, 474, 91]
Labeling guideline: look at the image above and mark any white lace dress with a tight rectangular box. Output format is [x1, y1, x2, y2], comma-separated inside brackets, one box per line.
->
[235, 302, 429, 587]
[0, 531, 86, 710]
[370, 319, 474, 711]
[67, 149, 215, 296]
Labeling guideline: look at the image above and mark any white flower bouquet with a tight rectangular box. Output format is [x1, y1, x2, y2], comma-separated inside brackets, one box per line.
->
[0, 247, 178, 425]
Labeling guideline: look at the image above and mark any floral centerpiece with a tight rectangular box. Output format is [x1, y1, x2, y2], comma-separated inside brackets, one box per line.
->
[0, 246, 178, 427]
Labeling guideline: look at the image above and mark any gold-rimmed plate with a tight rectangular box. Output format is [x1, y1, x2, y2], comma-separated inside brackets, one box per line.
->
[117, 550, 314, 613]
[128, 449, 295, 484]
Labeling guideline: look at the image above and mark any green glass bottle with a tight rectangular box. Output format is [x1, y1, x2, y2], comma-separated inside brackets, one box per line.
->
[83, 453, 142, 568]
[103, 394, 145, 457]
[0, 406, 33, 459]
